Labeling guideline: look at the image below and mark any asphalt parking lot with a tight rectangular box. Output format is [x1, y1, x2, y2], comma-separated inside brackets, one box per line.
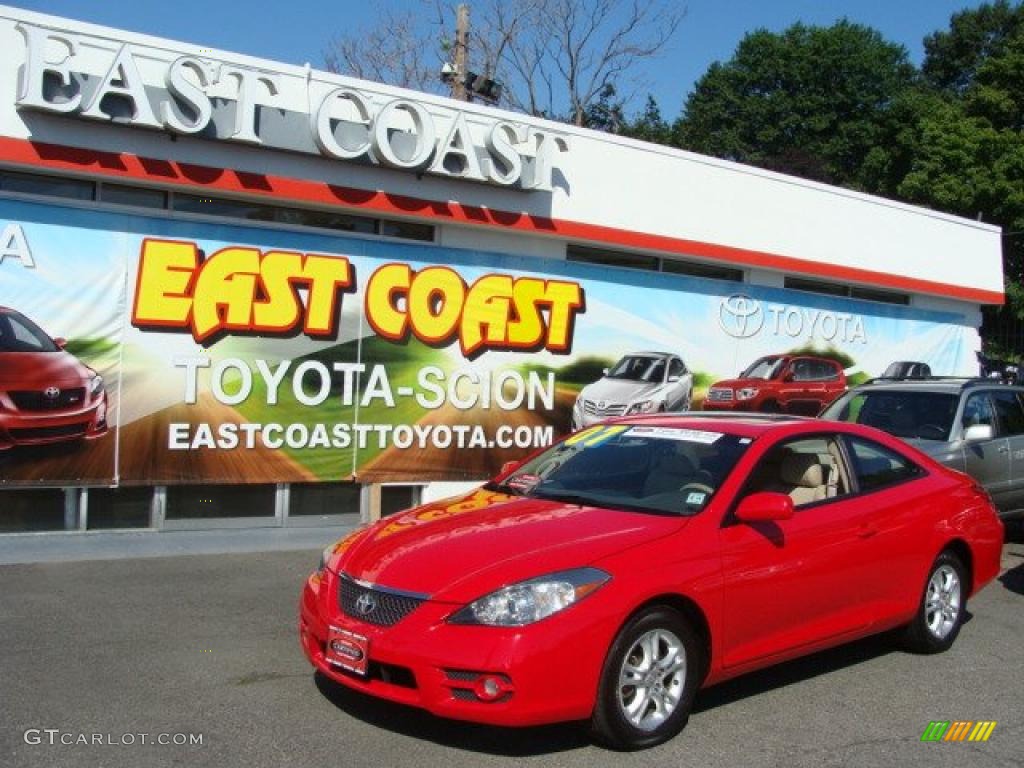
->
[3, 524, 1022, 768]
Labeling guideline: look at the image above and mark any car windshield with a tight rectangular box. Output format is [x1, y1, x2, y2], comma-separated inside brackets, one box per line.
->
[821, 390, 959, 441]
[486, 425, 750, 516]
[605, 355, 667, 383]
[740, 356, 785, 380]
[0, 312, 59, 353]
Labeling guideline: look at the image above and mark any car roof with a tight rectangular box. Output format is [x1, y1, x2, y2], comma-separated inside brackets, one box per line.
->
[851, 378, 1024, 395]
[606, 412, 818, 439]
[621, 351, 674, 358]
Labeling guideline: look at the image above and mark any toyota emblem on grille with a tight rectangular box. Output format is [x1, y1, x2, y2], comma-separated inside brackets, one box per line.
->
[44, 386, 61, 399]
[597, 400, 606, 409]
[355, 592, 377, 615]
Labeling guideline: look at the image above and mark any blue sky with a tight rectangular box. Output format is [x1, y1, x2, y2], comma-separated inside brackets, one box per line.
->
[6, 0, 990, 116]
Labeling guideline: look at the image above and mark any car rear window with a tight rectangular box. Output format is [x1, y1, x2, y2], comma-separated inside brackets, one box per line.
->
[823, 391, 958, 441]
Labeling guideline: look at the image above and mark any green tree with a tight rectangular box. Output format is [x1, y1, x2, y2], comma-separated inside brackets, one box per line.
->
[624, 95, 673, 144]
[675, 21, 917, 189]
[916, 2, 1024, 350]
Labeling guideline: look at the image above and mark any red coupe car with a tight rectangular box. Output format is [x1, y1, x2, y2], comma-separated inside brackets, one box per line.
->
[300, 414, 1004, 749]
[0, 306, 108, 449]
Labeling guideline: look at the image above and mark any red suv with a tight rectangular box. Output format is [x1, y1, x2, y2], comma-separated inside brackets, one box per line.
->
[0, 307, 108, 449]
[703, 354, 846, 415]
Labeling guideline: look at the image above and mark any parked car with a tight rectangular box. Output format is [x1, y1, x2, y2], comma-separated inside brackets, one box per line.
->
[571, 351, 692, 430]
[300, 414, 1003, 749]
[821, 378, 1024, 519]
[881, 361, 932, 380]
[703, 354, 846, 415]
[0, 306, 108, 449]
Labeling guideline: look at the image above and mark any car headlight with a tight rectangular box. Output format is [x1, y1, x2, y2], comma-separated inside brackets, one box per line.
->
[448, 568, 610, 626]
[317, 542, 336, 574]
[626, 399, 658, 415]
[89, 374, 104, 397]
[736, 387, 759, 401]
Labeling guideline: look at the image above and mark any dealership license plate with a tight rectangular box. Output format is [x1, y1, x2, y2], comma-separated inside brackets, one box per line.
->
[326, 627, 369, 676]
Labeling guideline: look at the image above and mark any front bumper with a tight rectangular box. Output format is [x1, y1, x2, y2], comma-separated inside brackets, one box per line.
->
[299, 569, 612, 727]
[0, 394, 108, 449]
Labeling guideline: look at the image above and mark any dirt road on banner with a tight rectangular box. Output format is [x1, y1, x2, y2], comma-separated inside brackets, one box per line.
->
[117, 394, 316, 484]
[360, 388, 576, 482]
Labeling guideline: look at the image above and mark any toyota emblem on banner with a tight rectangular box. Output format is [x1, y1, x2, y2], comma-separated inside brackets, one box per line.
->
[719, 294, 765, 339]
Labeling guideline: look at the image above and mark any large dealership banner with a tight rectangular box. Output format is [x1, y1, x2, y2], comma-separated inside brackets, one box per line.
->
[0, 198, 977, 487]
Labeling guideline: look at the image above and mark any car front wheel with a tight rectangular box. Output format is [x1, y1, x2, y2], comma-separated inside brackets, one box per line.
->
[590, 607, 703, 750]
[903, 551, 967, 654]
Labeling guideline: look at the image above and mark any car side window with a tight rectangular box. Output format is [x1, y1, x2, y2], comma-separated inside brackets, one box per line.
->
[790, 360, 813, 381]
[962, 393, 996, 432]
[744, 436, 851, 509]
[668, 358, 685, 379]
[846, 437, 922, 492]
[990, 390, 1024, 436]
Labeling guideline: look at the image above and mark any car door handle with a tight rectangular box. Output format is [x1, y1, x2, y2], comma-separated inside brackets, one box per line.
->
[998, 445, 1009, 454]
[858, 524, 878, 539]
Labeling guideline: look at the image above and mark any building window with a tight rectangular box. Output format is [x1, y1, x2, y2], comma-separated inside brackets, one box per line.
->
[0, 170, 94, 200]
[99, 183, 167, 209]
[785, 277, 909, 305]
[165, 484, 276, 519]
[87, 486, 153, 529]
[567, 244, 742, 282]
[567, 245, 659, 272]
[661, 258, 743, 282]
[289, 482, 361, 516]
[0, 169, 434, 243]
[0, 489, 67, 532]
[381, 485, 422, 517]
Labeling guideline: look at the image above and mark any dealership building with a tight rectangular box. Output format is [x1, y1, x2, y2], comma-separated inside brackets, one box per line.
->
[0, 5, 1005, 534]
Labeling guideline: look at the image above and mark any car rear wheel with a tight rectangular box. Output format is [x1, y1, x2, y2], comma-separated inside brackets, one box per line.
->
[903, 551, 967, 654]
[590, 607, 703, 750]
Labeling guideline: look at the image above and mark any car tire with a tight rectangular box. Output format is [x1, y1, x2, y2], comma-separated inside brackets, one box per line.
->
[590, 607, 704, 750]
[902, 551, 968, 654]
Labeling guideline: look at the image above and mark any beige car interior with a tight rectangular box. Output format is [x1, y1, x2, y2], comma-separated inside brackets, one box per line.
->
[746, 438, 849, 508]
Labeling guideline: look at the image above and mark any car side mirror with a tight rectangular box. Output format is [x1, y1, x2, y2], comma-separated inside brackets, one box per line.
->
[53, 337, 67, 349]
[735, 492, 794, 523]
[668, 375, 680, 383]
[963, 424, 994, 442]
[782, 372, 794, 382]
[602, 368, 609, 376]
[498, 461, 521, 477]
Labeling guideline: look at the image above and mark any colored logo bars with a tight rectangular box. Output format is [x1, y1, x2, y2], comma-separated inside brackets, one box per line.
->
[921, 721, 997, 742]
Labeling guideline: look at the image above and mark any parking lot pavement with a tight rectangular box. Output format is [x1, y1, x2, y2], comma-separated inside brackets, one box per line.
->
[2, 535, 1022, 768]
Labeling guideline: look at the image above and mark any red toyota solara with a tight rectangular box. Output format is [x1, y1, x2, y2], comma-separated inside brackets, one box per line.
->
[300, 414, 1004, 749]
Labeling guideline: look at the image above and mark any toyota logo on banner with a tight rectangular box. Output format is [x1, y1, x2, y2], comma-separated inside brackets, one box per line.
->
[719, 294, 764, 339]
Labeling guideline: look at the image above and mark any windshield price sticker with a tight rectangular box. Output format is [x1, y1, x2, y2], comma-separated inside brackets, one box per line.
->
[627, 426, 723, 444]
[686, 492, 707, 505]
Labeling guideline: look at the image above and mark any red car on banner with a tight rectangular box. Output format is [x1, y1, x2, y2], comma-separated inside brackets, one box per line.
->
[704, 354, 847, 414]
[300, 414, 1003, 749]
[0, 307, 108, 449]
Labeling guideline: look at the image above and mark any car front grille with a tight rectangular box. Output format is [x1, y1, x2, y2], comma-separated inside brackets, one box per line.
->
[338, 574, 426, 627]
[8, 423, 88, 441]
[706, 388, 734, 402]
[581, 399, 628, 417]
[9, 388, 87, 411]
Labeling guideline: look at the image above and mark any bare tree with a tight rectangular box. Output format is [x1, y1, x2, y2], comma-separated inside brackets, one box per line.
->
[323, 0, 683, 127]
[323, 2, 449, 94]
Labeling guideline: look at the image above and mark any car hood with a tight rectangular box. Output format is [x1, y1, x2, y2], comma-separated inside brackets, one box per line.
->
[0, 351, 93, 388]
[709, 378, 765, 390]
[902, 437, 962, 466]
[332, 487, 688, 603]
[579, 378, 664, 403]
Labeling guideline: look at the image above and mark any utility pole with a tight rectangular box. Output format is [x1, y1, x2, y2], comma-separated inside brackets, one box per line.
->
[453, 4, 470, 102]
